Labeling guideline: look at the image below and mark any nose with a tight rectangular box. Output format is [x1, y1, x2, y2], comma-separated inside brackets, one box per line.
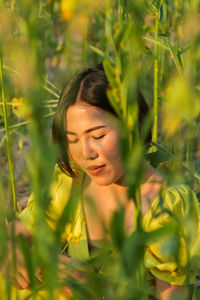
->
[81, 139, 98, 160]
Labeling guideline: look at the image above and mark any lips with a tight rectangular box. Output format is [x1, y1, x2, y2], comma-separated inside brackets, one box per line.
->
[87, 164, 105, 170]
[86, 164, 106, 176]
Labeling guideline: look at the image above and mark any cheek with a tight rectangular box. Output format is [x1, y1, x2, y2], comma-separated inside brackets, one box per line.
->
[68, 145, 80, 165]
[102, 134, 121, 162]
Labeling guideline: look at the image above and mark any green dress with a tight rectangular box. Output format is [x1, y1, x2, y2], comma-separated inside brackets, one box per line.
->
[1, 165, 200, 299]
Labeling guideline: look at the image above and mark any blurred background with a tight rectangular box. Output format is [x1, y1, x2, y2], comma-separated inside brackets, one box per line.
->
[0, 0, 200, 299]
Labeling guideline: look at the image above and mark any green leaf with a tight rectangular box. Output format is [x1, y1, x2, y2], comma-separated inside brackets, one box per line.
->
[18, 235, 35, 288]
[151, 141, 174, 156]
[115, 22, 132, 49]
[178, 43, 193, 55]
[159, 3, 164, 21]
[89, 45, 115, 65]
[177, 48, 184, 70]
[110, 207, 126, 249]
[196, 192, 200, 201]
[122, 222, 177, 277]
[103, 59, 118, 89]
[165, 38, 182, 74]
[145, 150, 173, 168]
[89, 45, 106, 58]
[151, 141, 200, 181]
[106, 88, 122, 118]
[159, 32, 168, 37]
[122, 230, 146, 277]
[152, 1, 159, 9]
[152, 0, 164, 9]
[143, 36, 169, 51]
[195, 160, 200, 172]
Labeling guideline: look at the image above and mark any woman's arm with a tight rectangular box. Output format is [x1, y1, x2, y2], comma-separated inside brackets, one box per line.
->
[155, 278, 193, 300]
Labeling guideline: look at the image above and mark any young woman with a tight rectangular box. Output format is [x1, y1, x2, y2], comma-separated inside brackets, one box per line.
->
[1, 64, 200, 299]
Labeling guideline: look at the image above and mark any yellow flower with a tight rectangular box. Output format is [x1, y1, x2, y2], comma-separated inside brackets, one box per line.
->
[66, 233, 73, 242]
[12, 97, 23, 116]
[18, 207, 23, 213]
[81, 219, 86, 225]
[60, 0, 78, 21]
[66, 232, 82, 244]
[11, 97, 31, 119]
[74, 232, 82, 244]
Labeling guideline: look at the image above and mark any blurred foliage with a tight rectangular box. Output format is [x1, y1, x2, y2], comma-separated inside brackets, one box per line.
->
[0, 0, 200, 299]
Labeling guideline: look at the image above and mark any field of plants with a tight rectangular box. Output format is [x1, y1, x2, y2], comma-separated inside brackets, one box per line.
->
[0, 0, 200, 299]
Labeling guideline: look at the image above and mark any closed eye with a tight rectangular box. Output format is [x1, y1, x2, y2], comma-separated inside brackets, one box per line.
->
[67, 138, 78, 144]
[92, 134, 105, 140]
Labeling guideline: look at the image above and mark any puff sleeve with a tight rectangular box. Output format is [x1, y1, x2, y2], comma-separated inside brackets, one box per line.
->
[18, 165, 73, 242]
[143, 185, 200, 285]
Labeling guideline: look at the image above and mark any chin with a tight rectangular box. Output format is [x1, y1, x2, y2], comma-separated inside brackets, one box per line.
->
[93, 174, 124, 186]
[92, 176, 114, 186]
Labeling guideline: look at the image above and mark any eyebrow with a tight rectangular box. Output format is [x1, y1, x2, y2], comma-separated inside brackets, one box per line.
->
[66, 125, 106, 135]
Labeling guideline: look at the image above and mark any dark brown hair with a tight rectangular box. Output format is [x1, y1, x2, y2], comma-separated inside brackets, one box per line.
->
[52, 63, 151, 178]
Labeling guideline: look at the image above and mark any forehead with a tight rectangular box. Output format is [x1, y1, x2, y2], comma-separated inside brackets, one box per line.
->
[65, 102, 117, 132]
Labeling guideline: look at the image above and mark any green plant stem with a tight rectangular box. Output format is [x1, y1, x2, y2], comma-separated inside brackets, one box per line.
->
[152, 13, 159, 151]
[105, 0, 113, 53]
[160, 49, 165, 83]
[0, 52, 17, 214]
[42, 85, 60, 98]
[11, 0, 15, 12]
[151, 141, 200, 182]
[0, 102, 57, 107]
[0, 134, 6, 148]
[0, 111, 55, 133]
[135, 187, 141, 230]
[3, 64, 60, 98]
[60, 242, 69, 255]
[45, 79, 61, 93]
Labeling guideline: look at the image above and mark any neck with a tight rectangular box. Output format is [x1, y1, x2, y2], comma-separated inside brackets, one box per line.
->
[111, 163, 162, 199]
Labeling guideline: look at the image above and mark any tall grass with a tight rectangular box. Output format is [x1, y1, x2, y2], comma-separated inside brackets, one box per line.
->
[0, 51, 17, 214]
[0, 0, 200, 299]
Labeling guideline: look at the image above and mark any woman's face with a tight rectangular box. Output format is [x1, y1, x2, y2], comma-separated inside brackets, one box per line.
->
[65, 101, 125, 186]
